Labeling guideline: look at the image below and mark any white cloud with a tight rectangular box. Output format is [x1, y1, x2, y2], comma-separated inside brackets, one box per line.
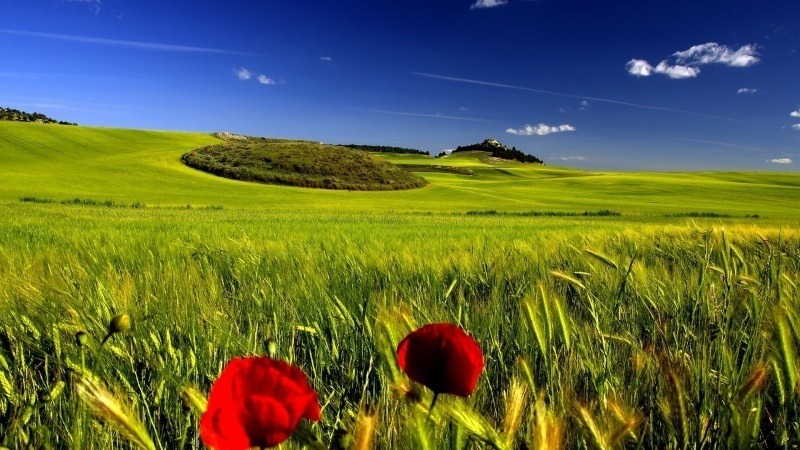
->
[626, 59, 653, 77]
[320, 56, 332, 62]
[580, 100, 589, 110]
[556, 156, 586, 161]
[441, 149, 455, 155]
[627, 42, 758, 79]
[793, 124, 800, 130]
[654, 61, 700, 79]
[791, 109, 800, 117]
[737, 88, 758, 94]
[673, 43, 759, 67]
[470, 0, 508, 9]
[769, 158, 792, 164]
[506, 123, 576, 136]
[236, 67, 252, 81]
[371, 110, 492, 122]
[257, 74, 275, 85]
[627, 59, 700, 78]
[459, 106, 469, 111]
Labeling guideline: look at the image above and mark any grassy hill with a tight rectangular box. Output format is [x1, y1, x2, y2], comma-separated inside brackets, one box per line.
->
[181, 138, 427, 190]
[1, 121, 800, 218]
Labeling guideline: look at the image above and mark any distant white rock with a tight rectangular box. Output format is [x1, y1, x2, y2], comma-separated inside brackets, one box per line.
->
[214, 132, 249, 141]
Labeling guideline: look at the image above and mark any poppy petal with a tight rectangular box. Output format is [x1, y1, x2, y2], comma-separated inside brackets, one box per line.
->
[200, 356, 321, 450]
[242, 395, 292, 448]
[199, 403, 250, 450]
[396, 323, 484, 397]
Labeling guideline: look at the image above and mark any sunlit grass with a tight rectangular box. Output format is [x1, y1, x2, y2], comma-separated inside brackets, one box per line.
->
[0, 204, 798, 447]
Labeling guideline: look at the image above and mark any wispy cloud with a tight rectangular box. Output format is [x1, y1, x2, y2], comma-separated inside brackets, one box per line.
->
[369, 110, 492, 122]
[0, 71, 43, 79]
[320, 56, 333, 62]
[579, 100, 589, 110]
[791, 108, 800, 118]
[4, 97, 126, 115]
[552, 156, 586, 161]
[737, 88, 758, 94]
[769, 158, 792, 164]
[506, 123, 575, 136]
[627, 42, 758, 79]
[0, 28, 259, 56]
[792, 124, 800, 130]
[257, 74, 275, 85]
[470, 0, 508, 9]
[236, 68, 252, 81]
[667, 137, 772, 152]
[674, 43, 759, 67]
[66, 0, 102, 15]
[414, 72, 741, 122]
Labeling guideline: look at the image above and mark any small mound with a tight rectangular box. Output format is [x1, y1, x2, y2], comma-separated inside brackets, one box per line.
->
[450, 138, 543, 164]
[181, 139, 427, 191]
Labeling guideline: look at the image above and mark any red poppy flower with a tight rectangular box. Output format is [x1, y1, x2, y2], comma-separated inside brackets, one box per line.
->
[200, 356, 321, 449]
[396, 323, 484, 397]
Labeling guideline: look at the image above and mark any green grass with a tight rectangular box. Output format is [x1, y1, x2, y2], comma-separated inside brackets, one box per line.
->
[2, 121, 799, 217]
[1, 122, 800, 448]
[181, 139, 426, 191]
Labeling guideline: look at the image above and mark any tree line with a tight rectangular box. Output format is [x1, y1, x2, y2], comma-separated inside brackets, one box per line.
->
[341, 144, 429, 156]
[0, 107, 76, 125]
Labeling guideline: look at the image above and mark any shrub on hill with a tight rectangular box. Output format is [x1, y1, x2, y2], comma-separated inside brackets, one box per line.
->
[341, 144, 430, 156]
[450, 138, 542, 164]
[181, 139, 427, 191]
[0, 107, 76, 125]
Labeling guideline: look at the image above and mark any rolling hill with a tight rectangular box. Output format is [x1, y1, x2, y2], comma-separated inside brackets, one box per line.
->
[1, 121, 800, 218]
[181, 138, 427, 191]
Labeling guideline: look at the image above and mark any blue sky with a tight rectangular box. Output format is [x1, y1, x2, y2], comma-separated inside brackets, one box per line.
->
[2, 0, 799, 170]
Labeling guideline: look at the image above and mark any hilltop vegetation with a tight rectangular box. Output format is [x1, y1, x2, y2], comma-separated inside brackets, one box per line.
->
[0, 106, 76, 125]
[341, 143, 430, 156]
[449, 138, 543, 164]
[181, 138, 427, 191]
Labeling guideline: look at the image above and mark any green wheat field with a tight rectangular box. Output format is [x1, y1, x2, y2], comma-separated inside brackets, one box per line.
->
[1, 120, 799, 448]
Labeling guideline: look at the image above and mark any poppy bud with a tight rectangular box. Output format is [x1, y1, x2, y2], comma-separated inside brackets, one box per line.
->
[101, 313, 131, 346]
[330, 429, 353, 450]
[108, 313, 131, 334]
[264, 338, 278, 358]
[75, 331, 88, 347]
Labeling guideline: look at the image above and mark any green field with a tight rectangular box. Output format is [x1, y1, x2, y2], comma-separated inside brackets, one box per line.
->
[1, 122, 799, 448]
[2, 121, 800, 217]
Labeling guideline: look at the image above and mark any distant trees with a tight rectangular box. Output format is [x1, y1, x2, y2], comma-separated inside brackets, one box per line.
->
[0, 107, 76, 125]
[450, 139, 543, 164]
[341, 144, 429, 156]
